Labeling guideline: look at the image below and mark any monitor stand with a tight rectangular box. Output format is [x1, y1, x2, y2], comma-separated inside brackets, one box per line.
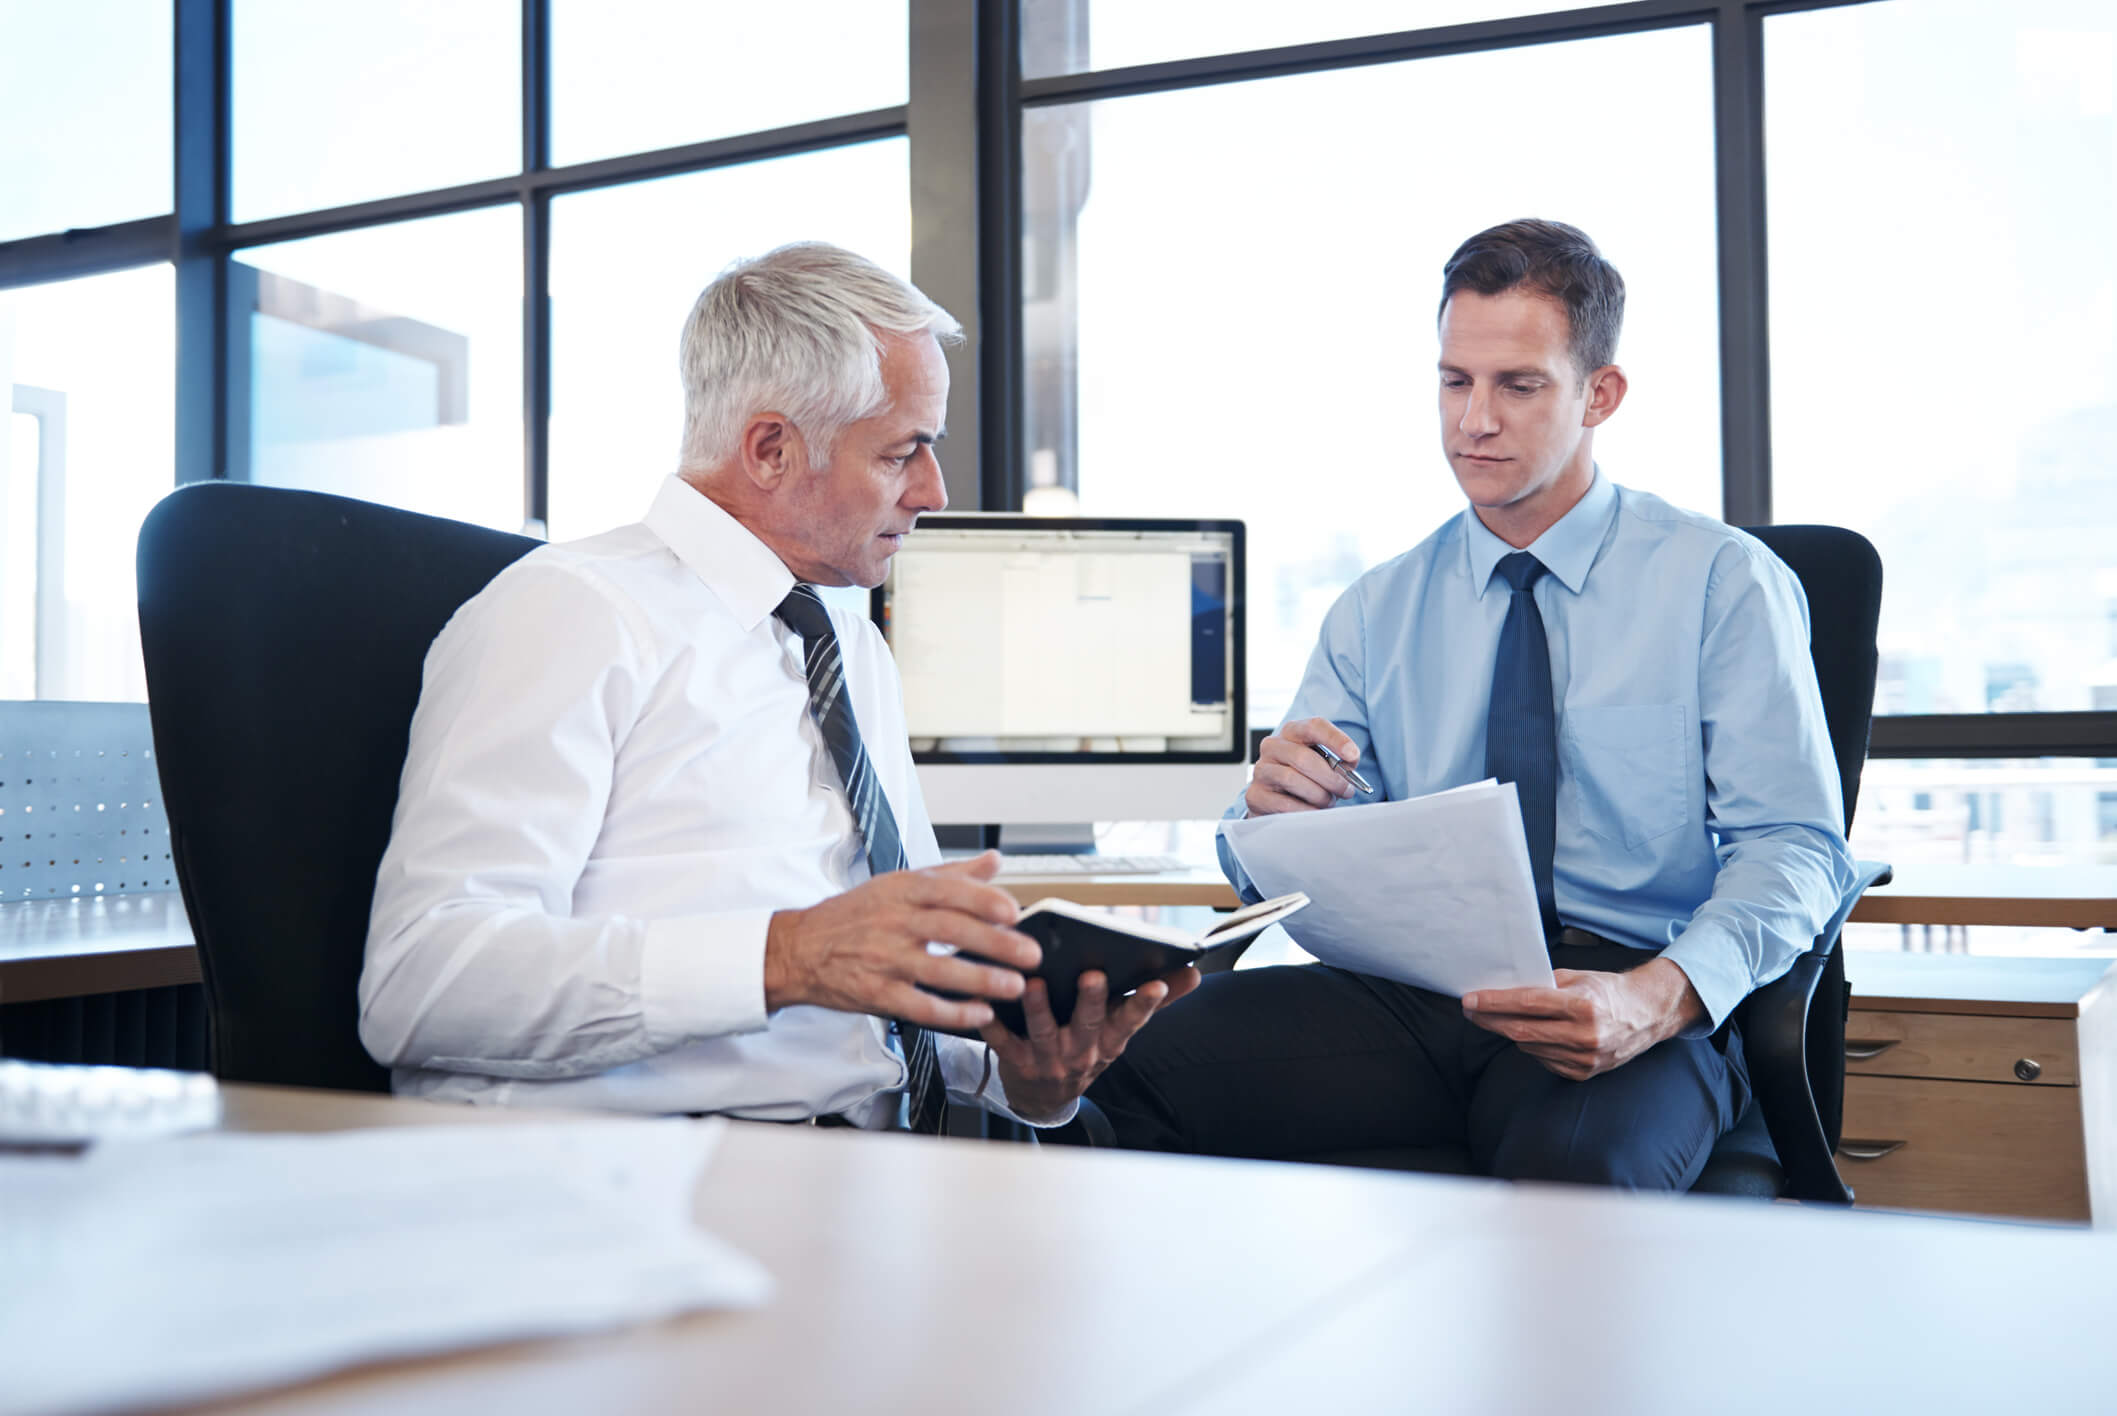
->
[998, 822, 1097, 855]
[931, 823, 1097, 855]
[933, 824, 999, 853]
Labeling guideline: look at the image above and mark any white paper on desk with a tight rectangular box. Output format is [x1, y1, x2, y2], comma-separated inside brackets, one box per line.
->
[0, 1118, 771, 1416]
[1219, 780, 1555, 996]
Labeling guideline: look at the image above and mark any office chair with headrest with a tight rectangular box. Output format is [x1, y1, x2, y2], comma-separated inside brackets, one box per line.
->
[1122, 524, 1887, 1201]
[138, 483, 540, 1091]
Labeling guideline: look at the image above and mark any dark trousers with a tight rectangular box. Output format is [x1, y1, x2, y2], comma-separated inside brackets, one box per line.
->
[1085, 942, 1750, 1192]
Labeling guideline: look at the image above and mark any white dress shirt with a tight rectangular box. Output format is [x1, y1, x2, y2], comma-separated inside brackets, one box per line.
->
[360, 475, 1040, 1124]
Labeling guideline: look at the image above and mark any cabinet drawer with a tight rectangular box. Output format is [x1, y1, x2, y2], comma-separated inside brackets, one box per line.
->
[1840, 1076, 2087, 1222]
[1843, 1009, 2077, 1086]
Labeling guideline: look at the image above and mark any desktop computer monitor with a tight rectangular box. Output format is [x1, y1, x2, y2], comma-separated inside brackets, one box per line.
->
[872, 515, 1247, 829]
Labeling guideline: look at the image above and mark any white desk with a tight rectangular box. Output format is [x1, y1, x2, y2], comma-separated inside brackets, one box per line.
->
[151, 1084, 2117, 1414]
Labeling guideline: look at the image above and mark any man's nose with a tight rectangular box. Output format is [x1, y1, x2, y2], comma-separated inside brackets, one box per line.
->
[1460, 386, 1500, 437]
[910, 445, 948, 513]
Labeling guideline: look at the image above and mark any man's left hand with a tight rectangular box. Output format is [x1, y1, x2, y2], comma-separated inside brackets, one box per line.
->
[1461, 958, 1705, 1082]
[981, 966, 1201, 1122]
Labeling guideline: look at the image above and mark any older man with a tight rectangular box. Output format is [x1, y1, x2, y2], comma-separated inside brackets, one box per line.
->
[360, 242, 1194, 1127]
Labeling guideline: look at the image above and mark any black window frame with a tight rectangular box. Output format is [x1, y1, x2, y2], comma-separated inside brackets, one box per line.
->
[0, 0, 2107, 763]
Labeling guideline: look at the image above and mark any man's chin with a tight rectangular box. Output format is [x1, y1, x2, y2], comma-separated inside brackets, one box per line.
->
[1450, 465, 1524, 507]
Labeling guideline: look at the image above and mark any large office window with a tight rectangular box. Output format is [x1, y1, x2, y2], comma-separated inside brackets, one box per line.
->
[552, 1, 908, 166]
[1022, 1, 1581, 77]
[0, 267, 175, 702]
[0, 1, 2108, 907]
[1769, 0, 2117, 869]
[1022, 25, 1720, 727]
[235, 209, 525, 531]
[547, 140, 911, 541]
[0, 0, 171, 243]
[230, 0, 520, 221]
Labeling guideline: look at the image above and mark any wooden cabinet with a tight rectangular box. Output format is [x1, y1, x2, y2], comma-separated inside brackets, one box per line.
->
[1839, 953, 2117, 1224]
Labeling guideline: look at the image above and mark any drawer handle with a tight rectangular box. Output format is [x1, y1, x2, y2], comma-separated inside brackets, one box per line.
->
[2015, 1058, 2042, 1082]
[1844, 1039, 1899, 1062]
[1837, 1138, 1907, 1162]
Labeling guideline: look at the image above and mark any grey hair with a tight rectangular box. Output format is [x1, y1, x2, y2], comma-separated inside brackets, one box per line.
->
[677, 242, 962, 471]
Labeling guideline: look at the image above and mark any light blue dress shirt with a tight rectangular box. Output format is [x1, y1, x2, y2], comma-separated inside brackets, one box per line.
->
[1219, 472, 1860, 1031]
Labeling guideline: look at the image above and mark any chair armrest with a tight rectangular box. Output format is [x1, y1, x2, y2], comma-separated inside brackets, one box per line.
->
[1740, 859, 1892, 1204]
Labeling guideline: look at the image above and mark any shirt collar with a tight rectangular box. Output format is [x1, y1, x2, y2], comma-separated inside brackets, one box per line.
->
[1462, 468, 1619, 599]
[641, 475, 797, 632]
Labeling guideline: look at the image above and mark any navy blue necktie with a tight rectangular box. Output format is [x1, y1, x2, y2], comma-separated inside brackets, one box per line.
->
[1484, 552, 1562, 942]
[774, 585, 945, 1135]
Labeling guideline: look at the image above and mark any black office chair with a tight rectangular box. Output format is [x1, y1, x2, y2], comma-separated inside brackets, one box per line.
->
[1177, 525, 1888, 1202]
[137, 483, 540, 1092]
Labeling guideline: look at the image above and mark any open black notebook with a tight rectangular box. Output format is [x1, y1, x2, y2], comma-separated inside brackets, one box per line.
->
[925, 892, 1310, 1036]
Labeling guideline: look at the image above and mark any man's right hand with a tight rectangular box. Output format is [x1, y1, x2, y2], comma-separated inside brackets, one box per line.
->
[762, 850, 1040, 1032]
[1244, 717, 1364, 816]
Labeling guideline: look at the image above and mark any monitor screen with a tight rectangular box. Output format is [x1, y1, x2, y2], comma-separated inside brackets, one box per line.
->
[872, 516, 1246, 766]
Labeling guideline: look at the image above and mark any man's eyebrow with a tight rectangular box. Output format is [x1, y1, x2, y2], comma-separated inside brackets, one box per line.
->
[908, 429, 946, 445]
[1436, 362, 1555, 381]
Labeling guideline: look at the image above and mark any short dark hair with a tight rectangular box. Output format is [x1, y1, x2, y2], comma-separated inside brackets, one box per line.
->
[1438, 219, 1625, 380]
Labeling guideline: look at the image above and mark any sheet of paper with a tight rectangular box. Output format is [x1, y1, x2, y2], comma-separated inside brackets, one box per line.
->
[0, 1118, 771, 1416]
[1219, 781, 1555, 996]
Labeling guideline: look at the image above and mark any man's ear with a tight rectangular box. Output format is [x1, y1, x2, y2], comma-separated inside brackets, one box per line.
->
[737, 413, 804, 490]
[1580, 364, 1628, 429]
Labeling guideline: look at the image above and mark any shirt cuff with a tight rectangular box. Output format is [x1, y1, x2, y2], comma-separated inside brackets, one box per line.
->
[936, 1034, 1079, 1128]
[638, 909, 774, 1051]
[1656, 924, 1747, 1037]
[1214, 830, 1265, 905]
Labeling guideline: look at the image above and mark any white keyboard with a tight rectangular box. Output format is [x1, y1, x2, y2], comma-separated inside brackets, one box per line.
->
[0, 1060, 222, 1147]
[994, 853, 1192, 875]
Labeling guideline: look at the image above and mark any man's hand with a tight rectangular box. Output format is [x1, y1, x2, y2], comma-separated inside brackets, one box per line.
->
[763, 851, 1039, 1033]
[1461, 958, 1705, 1081]
[980, 967, 1202, 1123]
[1246, 716, 1362, 816]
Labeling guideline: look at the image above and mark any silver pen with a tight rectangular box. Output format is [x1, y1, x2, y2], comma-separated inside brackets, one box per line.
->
[1310, 741, 1375, 795]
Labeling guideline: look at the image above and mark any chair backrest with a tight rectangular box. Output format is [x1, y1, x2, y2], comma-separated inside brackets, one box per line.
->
[1739, 525, 1884, 834]
[137, 483, 539, 1091]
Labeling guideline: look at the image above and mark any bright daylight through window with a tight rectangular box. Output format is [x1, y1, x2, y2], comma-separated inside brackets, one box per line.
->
[0, 269, 175, 703]
[1021, 23, 1720, 732]
[547, 139, 910, 542]
[1770, 0, 2117, 881]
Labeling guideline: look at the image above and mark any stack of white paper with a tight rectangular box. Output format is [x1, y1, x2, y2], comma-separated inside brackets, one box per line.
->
[1219, 780, 1555, 996]
[0, 1119, 771, 1416]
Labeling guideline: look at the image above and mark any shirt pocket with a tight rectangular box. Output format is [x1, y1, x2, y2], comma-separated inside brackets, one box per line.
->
[1562, 703, 1689, 849]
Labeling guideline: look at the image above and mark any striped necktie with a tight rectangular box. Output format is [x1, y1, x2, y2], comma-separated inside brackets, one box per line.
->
[773, 584, 946, 1134]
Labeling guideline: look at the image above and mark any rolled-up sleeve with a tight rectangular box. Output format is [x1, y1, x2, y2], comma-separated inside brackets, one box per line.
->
[359, 562, 771, 1079]
[1661, 542, 1859, 1032]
